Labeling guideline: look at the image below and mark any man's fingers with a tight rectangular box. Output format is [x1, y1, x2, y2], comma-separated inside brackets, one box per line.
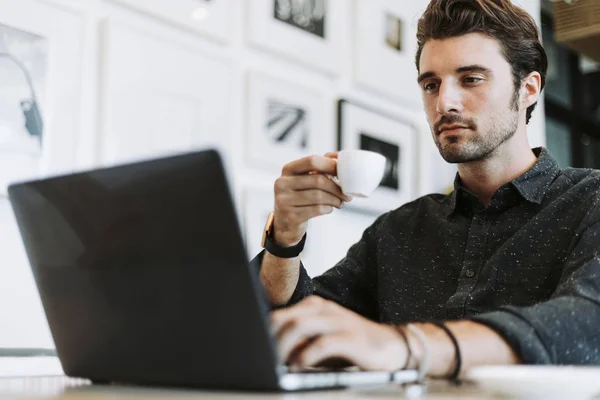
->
[270, 297, 326, 334]
[279, 190, 344, 209]
[276, 316, 340, 363]
[295, 205, 335, 220]
[324, 152, 338, 159]
[291, 334, 359, 369]
[275, 175, 352, 202]
[271, 297, 343, 362]
[282, 155, 337, 176]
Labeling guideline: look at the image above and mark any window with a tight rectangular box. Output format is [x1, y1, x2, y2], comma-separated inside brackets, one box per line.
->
[541, 11, 600, 168]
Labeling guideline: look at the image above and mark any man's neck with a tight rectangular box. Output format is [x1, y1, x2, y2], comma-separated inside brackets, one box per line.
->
[457, 139, 537, 207]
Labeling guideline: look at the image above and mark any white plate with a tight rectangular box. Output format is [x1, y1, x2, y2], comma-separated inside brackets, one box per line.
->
[465, 365, 600, 400]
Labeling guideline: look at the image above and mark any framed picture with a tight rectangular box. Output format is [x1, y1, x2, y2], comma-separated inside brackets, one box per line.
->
[353, 0, 423, 106]
[415, 116, 457, 196]
[0, 0, 83, 196]
[0, 0, 83, 348]
[302, 206, 377, 276]
[337, 99, 417, 214]
[110, 0, 232, 43]
[100, 20, 233, 167]
[242, 186, 378, 277]
[247, 0, 347, 75]
[0, 23, 46, 194]
[242, 187, 274, 260]
[246, 71, 330, 170]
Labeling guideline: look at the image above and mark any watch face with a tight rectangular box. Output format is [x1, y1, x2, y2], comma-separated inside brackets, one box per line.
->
[261, 211, 275, 248]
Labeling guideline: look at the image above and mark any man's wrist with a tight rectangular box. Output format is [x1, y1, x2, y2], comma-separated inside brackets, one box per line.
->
[390, 325, 411, 370]
[273, 230, 305, 247]
[410, 323, 457, 378]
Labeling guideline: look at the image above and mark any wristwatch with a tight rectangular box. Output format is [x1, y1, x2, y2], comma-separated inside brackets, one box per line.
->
[261, 211, 307, 258]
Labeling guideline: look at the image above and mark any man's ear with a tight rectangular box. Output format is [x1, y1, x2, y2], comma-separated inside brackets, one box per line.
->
[520, 71, 542, 109]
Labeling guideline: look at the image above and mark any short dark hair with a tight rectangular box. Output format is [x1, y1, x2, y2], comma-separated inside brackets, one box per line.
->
[415, 0, 548, 124]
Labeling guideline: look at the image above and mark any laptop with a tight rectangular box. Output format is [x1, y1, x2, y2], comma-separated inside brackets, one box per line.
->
[7, 149, 417, 391]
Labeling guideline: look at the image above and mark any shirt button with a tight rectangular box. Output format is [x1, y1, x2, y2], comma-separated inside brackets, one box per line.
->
[465, 270, 475, 278]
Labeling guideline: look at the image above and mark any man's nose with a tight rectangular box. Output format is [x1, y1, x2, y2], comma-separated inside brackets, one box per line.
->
[436, 82, 463, 115]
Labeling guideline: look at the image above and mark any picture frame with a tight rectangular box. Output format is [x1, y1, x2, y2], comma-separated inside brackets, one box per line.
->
[242, 187, 274, 261]
[302, 206, 378, 276]
[100, 20, 233, 167]
[110, 0, 232, 43]
[337, 99, 418, 214]
[242, 186, 377, 277]
[246, 70, 331, 171]
[415, 116, 457, 196]
[0, 0, 83, 348]
[247, 0, 347, 75]
[0, 23, 46, 196]
[0, 0, 83, 196]
[353, 0, 423, 106]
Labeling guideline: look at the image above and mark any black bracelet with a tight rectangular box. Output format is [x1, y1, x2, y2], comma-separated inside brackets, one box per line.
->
[432, 322, 462, 382]
[393, 324, 412, 370]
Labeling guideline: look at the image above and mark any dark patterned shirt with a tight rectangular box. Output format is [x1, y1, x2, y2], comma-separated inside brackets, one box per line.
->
[252, 147, 600, 365]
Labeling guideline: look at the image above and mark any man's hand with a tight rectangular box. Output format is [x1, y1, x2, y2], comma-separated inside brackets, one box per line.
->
[260, 153, 353, 306]
[273, 153, 352, 246]
[270, 296, 407, 371]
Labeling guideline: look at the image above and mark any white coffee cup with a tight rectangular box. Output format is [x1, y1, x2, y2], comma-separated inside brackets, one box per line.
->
[331, 149, 386, 198]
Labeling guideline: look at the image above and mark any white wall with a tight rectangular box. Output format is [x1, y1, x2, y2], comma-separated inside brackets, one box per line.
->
[0, 0, 542, 348]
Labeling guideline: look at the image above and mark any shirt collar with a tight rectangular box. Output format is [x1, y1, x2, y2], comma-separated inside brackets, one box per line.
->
[446, 147, 561, 216]
[510, 147, 560, 204]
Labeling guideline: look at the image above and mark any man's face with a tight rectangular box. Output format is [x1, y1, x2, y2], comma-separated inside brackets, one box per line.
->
[418, 33, 521, 163]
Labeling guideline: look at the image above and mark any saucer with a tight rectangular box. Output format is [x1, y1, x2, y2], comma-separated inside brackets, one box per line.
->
[465, 365, 600, 400]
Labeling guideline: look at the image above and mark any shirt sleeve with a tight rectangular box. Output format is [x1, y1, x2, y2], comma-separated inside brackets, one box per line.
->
[249, 213, 388, 319]
[249, 250, 315, 309]
[469, 219, 600, 365]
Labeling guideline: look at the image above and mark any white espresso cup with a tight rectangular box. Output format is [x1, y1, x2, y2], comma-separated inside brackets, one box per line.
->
[332, 149, 386, 198]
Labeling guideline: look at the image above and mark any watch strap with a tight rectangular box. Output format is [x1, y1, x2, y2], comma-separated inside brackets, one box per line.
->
[264, 232, 307, 258]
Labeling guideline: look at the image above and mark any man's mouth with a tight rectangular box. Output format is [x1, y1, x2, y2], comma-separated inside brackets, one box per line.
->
[438, 125, 469, 136]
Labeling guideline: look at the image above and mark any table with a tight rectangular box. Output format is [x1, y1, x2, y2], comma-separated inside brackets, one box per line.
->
[0, 357, 499, 399]
[0, 376, 499, 399]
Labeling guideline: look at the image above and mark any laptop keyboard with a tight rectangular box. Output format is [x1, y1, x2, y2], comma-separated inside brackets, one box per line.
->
[277, 365, 418, 390]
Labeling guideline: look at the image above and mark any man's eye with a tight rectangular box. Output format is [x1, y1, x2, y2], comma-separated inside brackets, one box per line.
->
[464, 76, 483, 84]
[423, 83, 438, 91]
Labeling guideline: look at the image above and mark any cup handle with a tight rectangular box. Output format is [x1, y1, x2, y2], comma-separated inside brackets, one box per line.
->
[326, 174, 340, 186]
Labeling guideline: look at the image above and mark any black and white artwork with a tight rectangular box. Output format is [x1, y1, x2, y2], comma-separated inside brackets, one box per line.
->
[247, 71, 328, 170]
[0, 23, 47, 157]
[248, 0, 344, 74]
[266, 98, 308, 148]
[337, 99, 417, 213]
[354, 2, 421, 104]
[360, 133, 400, 190]
[273, 0, 326, 38]
[384, 13, 403, 52]
[243, 187, 378, 277]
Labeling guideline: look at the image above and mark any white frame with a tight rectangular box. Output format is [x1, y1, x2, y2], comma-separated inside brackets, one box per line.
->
[246, 70, 329, 170]
[337, 99, 417, 214]
[110, 0, 232, 43]
[247, 0, 347, 75]
[242, 187, 274, 260]
[415, 116, 457, 196]
[0, 0, 83, 195]
[100, 20, 233, 167]
[353, 0, 423, 106]
[0, 0, 83, 348]
[242, 186, 379, 277]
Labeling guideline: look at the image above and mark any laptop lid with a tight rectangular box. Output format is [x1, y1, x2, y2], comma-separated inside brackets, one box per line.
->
[8, 149, 282, 390]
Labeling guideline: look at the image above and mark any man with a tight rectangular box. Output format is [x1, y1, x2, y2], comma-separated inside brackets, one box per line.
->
[253, 0, 600, 378]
